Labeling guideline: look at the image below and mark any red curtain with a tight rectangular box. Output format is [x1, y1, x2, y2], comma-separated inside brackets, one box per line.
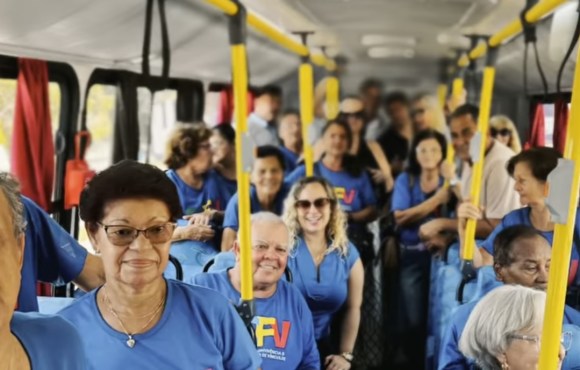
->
[524, 102, 545, 149]
[10, 59, 54, 211]
[216, 87, 255, 124]
[553, 98, 569, 154]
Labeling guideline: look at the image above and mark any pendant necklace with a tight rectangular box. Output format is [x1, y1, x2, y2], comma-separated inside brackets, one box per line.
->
[102, 285, 166, 348]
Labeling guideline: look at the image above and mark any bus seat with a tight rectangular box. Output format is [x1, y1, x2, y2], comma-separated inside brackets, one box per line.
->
[166, 239, 218, 284]
[37, 297, 75, 314]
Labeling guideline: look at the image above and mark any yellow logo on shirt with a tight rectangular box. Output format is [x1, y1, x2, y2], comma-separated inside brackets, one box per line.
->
[254, 316, 291, 348]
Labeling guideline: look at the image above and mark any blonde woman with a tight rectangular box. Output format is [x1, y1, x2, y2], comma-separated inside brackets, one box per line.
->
[490, 115, 522, 153]
[283, 176, 364, 370]
[412, 93, 447, 134]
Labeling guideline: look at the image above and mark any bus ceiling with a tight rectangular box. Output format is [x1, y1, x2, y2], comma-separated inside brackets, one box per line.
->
[0, 0, 577, 94]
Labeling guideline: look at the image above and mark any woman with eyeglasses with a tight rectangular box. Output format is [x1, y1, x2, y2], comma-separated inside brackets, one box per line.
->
[459, 285, 565, 370]
[286, 120, 378, 263]
[490, 115, 522, 154]
[165, 123, 232, 247]
[412, 93, 447, 134]
[390, 128, 452, 368]
[339, 96, 394, 194]
[58, 160, 261, 369]
[283, 177, 364, 370]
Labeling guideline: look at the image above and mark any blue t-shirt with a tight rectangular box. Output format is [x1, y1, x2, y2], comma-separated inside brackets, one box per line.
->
[286, 162, 377, 214]
[438, 293, 580, 370]
[215, 170, 238, 201]
[279, 146, 300, 174]
[59, 279, 262, 370]
[480, 207, 580, 282]
[18, 197, 88, 312]
[167, 169, 231, 215]
[287, 237, 360, 339]
[194, 271, 320, 370]
[11, 311, 86, 370]
[223, 183, 291, 231]
[391, 172, 444, 246]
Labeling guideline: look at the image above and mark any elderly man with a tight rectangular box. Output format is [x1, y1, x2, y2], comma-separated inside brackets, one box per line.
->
[194, 212, 320, 370]
[0, 173, 86, 369]
[438, 225, 580, 369]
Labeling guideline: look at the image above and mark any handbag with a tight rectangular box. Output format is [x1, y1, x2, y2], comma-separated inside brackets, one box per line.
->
[64, 131, 95, 209]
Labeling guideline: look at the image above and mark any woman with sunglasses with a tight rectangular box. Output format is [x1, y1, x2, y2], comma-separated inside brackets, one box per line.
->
[339, 97, 394, 194]
[490, 115, 522, 154]
[165, 123, 232, 248]
[390, 129, 452, 369]
[283, 177, 364, 370]
[412, 93, 447, 134]
[286, 120, 378, 262]
[58, 160, 261, 369]
[459, 285, 565, 370]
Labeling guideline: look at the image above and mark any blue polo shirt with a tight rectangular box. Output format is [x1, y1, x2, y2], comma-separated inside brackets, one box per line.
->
[166, 169, 231, 215]
[194, 271, 320, 370]
[438, 292, 580, 370]
[11, 311, 87, 369]
[59, 279, 261, 370]
[286, 162, 376, 214]
[215, 171, 238, 201]
[391, 172, 444, 246]
[287, 237, 360, 339]
[223, 183, 290, 231]
[18, 197, 88, 312]
[479, 207, 580, 283]
[279, 146, 300, 174]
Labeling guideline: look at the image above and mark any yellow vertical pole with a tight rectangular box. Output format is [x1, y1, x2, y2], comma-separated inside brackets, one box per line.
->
[461, 49, 497, 264]
[229, 2, 253, 305]
[538, 40, 580, 370]
[437, 84, 448, 109]
[326, 76, 340, 120]
[299, 62, 314, 176]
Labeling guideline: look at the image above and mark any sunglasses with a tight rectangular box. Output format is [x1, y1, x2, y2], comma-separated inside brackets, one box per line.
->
[491, 128, 511, 136]
[295, 197, 332, 210]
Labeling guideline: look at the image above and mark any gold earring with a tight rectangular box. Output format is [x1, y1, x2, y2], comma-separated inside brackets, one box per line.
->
[501, 362, 510, 370]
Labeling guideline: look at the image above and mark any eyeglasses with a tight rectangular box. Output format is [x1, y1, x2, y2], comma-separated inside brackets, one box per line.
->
[507, 332, 573, 352]
[491, 128, 511, 137]
[295, 198, 332, 210]
[416, 147, 442, 155]
[341, 111, 365, 120]
[98, 222, 176, 246]
[252, 242, 289, 257]
[198, 142, 212, 151]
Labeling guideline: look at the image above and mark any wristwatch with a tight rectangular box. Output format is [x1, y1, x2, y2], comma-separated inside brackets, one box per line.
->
[341, 352, 354, 362]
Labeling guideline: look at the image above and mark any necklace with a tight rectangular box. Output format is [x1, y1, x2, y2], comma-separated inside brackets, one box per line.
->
[102, 285, 166, 348]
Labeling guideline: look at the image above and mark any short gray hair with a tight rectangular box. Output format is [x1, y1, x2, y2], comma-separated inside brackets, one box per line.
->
[237, 212, 288, 242]
[459, 285, 545, 369]
[0, 172, 27, 237]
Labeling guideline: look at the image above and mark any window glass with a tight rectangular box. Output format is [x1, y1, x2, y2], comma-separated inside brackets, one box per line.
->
[137, 87, 153, 163]
[203, 90, 222, 127]
[148, 89, 178, 169]
[543, 103, 554, 148]
[85, 84, 116, 172]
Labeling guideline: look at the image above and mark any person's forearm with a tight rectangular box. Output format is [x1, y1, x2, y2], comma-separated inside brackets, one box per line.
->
[339, 307, 360, 354]
[349, 206, 377, 223]
[171, 226, 188, 242]
[74, 254, 105, 291]
[395, 196, 442, 226]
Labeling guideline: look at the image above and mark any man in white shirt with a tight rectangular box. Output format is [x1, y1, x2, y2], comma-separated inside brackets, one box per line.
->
[419, 104, 520, 249]
[247, 85, 282, 146]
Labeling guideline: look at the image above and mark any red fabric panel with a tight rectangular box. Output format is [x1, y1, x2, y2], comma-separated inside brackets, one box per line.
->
[553, 98, 569, 154]
[217, 87, 255, 125]
[10, 59, 54, 211]
[524, 102, 545, 149]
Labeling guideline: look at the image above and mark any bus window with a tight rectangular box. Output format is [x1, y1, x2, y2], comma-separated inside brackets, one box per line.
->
[85, 84, 116, 172]
[137, 87, 153, 164]
[543, 103, 554, 148]
[147, 89, 178, 169]
[0, 78, 61, 172]
[203, 90, 221, 126]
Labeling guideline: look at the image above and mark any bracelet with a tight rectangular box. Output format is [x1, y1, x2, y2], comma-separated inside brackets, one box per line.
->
[341, 352, 353, 362]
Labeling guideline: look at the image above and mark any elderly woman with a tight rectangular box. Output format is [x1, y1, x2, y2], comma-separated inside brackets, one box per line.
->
[1, 173, 87, 369]
[195, 212, 319, 370]
[166, 124, 232, 246]
[221, 145, 290, 251]
[490, 115, 522, 154]
[59, 160, 261, 369]
[412, 93, 447, 134]
[283, 177, 364, 370]
[459, 285, 565, 370]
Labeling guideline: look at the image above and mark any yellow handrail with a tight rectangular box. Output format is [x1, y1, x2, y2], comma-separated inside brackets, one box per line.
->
[537, 37, 580, 370]
[437, 83, 448, 109]
[457, 0, 568, 67]
[299, 62, 315, 176]
[205, 0, 335, 70]
[326, 76, 340, 120]
[231, 43, 253, 301]
[462, 64, 496, 261]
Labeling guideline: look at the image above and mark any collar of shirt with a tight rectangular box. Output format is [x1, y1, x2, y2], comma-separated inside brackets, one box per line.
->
[249, 112, 269, 128]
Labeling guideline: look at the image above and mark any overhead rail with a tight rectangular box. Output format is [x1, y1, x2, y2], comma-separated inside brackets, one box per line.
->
[204, 0, 336, 71]
[295, 32, 315, 176]
[457, 0, 568, 67]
